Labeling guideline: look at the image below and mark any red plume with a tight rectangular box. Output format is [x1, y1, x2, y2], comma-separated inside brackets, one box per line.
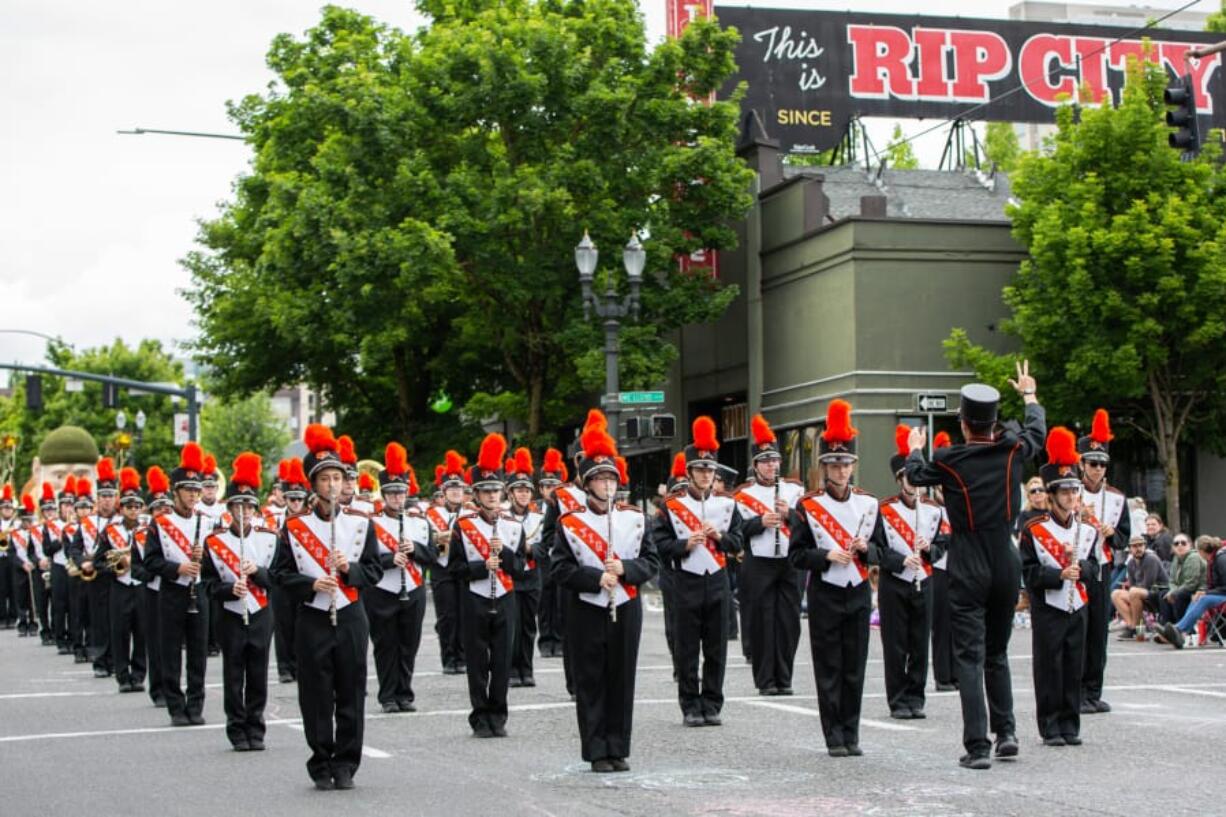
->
[894, 424, 912, 458]
[934, 431, 952, 450]
[22, 493, 35, 514]
[146, 466, 170, 494]
[477, 433, 508, 474]
[615, 456, 629, 486]
[96, 457, 116, 483]
[303, 424, 337, 455]
[505, 457, 517, 474]
[692, 416, 719, 451]
[202, 454, 217, 476]
[179, 442, 204, 472]
[434, 465, 445, 487]
[464, 466, 474, 485]
[62, 475, 78, 497]
[515, 447, 533, 476]
[41, 482, 55, 503]
[443, 450, 465, 478]
[542, 448, 563, 474]
[358, 472, 375, 492]
[751, 414, 776, 446]
[277, 460, 290, 482]
[407, 467, 420, 496]
[337, 435, 357, 465]
[822, 399, 857, 443]
[671, 451, 687, 479]
[1, 484, 11, 502]
[1045, 427, 1080, 467]
[384, 442, 408, 478]
[1090, 409, 1113, 444]
[583, 409, 608, 432]
[231, 452, 262, 490]
[287, 458, 308, 488]
[119, 468, 140, 493]
[77, 478, 93, 497]
[559, 463, 569, 482]
[581, 424, 618, 461]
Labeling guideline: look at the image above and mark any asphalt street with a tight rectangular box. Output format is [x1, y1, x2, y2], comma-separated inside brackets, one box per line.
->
[1, 593, 1223, 817]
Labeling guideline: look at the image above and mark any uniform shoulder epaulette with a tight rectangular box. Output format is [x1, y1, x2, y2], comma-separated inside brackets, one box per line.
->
[920, 496, 943, 507]
[713, 489, 735, 499]
[852, 487, 875, 499]
[1106, 485, 1125, 496]
[557, 506, 580, 522]
[615, 502, 643, 513]
[732, 481, 755, 495]
[879, 494, 901, 507]
[457, 510, 478, 521]
[286, 509, 310, 520]
[341, 506, 370, 519]
[783, 477, 804, 487]
[1023, 513, 1051, 530]
[801, 488, 825, 499]
[498, 512, 523, 525]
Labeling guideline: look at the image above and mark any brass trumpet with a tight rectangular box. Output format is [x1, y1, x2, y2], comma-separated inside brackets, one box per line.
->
[105, 547, 131, 575]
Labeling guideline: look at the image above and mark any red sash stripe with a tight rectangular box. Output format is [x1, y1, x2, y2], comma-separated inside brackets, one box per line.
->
[1030, 525, 1087, 604]
[879, 503, 932, 577]
[155, 515, 195, 560]
[425, 507, 451, 534]
[665, 498, 726, 568]
[457, 518, 513, 591]
[206, 534, 268, 608]
[372, 522, 423, 584]
[556, 487, 584, 514]
[560, 513, 637, 599]
[734, 490, 791, 538]
[800, 497, 869, 579]
[285, 517, 358, 602]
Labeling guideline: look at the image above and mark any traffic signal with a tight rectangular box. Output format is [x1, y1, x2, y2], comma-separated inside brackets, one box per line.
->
[25, 375, 41, 411]
[1164, 74, 1200, 157]
[102, 381, 119, 408]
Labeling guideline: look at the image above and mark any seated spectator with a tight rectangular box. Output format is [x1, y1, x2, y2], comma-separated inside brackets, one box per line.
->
[1110, 536, 1168, 638]
[1159, 537, 1226, 649]
[1156, 534, 1207, 630]
[1144, 514, 1174, 566]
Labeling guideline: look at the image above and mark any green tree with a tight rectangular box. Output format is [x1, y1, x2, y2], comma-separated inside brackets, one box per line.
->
[983, 121, 1023, 174]
[945, 57, 1226, 532]
[884, 123, 920, 169]
[200, 394, 292, 482]
[1206, 1, 1226, 32]
[184, 1, 753, 463]
[0, 340, 186, 490]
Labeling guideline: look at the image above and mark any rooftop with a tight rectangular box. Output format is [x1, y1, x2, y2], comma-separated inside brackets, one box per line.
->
[782, 164, 1015, 223]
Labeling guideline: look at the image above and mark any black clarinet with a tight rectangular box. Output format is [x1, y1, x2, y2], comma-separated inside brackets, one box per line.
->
[397, 513, 410, 602]
[187, 513, 201, 614]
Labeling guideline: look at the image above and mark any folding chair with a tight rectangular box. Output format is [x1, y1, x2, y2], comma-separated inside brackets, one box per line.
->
[1198, 602, 1226, 647]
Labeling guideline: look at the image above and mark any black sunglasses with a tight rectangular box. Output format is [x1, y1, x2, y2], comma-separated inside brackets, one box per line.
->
[1028, 487, 1045, 494]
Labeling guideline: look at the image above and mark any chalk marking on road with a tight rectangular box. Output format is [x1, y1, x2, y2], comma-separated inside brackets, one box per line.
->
[742, 699, 920, 731]
[0, 691, 107, 700]
[275, 719, 392, 758]
[1138, 685, 1226, 699]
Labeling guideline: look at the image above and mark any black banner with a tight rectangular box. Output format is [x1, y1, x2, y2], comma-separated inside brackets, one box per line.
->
[715, 7, 1224, 153]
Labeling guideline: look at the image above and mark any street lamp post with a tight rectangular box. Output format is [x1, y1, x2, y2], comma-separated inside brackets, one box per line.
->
[576, 231, 645, 444]
[133, 410, 146, 470]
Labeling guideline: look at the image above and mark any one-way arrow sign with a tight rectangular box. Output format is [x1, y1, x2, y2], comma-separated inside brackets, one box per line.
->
[916, 393, 948, 413]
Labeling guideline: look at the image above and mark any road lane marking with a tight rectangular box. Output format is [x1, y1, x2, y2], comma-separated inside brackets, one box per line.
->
[743, 699, 920, 731]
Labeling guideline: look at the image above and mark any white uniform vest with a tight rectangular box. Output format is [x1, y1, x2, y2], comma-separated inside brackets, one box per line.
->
[284, 510, 369, 613]
[558, 505, 644, 608]
[370, 512, 429, 594]
[1030, 515, 1097, 613]
[456, 513, 522, 599]
[799, 490, 878, 588]
[735, 480, 804, 559]
[879, 497, 943, 585]
[206, 527, 277, 616]
[666, 492, 735, 576]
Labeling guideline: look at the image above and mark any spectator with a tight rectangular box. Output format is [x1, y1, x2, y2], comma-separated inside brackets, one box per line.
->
[1159, 537, 1226, 649]
[1156, 534, 1206, 627]
[1143, 514, 1174, 565]
[1128, 498, 1148, 546]
[1110, 536, 1168, 639]
[1014, 476, 1048, 536]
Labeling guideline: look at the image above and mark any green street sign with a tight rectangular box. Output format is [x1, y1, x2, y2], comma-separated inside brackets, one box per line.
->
[619, 390, 664, 405]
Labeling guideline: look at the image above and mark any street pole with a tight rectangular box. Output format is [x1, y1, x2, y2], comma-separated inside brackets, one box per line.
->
[605, 313, 621, 445]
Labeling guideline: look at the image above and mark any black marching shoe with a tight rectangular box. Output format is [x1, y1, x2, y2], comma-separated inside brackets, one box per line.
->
[776, 686, 794, 696]
[381, 701, 399, 714]
[521, 675, 536, 687]
[397, 700, 416, 713]
[683, 713, 705, 727]
[845, 744, 863, 756]
[473, 723, 494, 739]
[312, 776, 335, 791]
[994, 733, 1019, 759]
[509, 676, 525, 688]
[492, 724, 508, 738]
[1079, 700, 1097, 715]
[129, 681, 145, 693]
[232, 739, 252, 752]
[591, 759, 614, 773]
[610, 758, 630, 772]
[1093, 700, 1111, 713]
[1063, 734, 1082, 746]
[248, 737, 266, 751]
[1043, 735, 1066, 747]
[959, 753, 991, 770]
[171, 713, 191, 727]
[93, 668, 109, 678]
[279, 672, 295, 684]
[827, 746, 849, 758]
[909, 708, 926, 719]
[759, 686, 779, 696]
[188, 713, 205, 726]
[703, 713, 722, 727]
[890, 708, 912, 720]
[332, 769, 355, 790]
[935, 682, 957, 692]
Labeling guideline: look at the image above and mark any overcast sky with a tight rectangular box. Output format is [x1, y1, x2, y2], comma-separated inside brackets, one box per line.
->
[0, 0, 1192, 378]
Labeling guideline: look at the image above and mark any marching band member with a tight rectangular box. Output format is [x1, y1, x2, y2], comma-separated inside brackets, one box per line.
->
[552, 419, 658, 772]
[0, 485, 17, 629]
[449, 433, 526, 738]
[873, 426, 945, 720]
[366, 442, 435, 713]
[262, 462, 290, 531]
[652, 417, 744, 727]
[929, 433, 956, 692]
[143, 443, 211, 726]
[29, 483, 55, 644]
[272, 424, 381, 790]
[70, 458, 120, 677]
[45, 478, 77, 653]
[789, 400, 880, 757]
[271, 457, 309, 683]
[535, 448, 567, 659]
[137, 466, 173, 707]
[69, 479, 95, 662]
[201, 452, 278, 751]
[429, 451, 468, 675]
[505, 448, 543, 687]
[1076, 410, 1128, 715]
[93, 468, 147, 693]
[198, 453, 225, 658]
[1019, 428, 1098, 747]
[734, 415, 804, 697]
[12, 495, 37, 637]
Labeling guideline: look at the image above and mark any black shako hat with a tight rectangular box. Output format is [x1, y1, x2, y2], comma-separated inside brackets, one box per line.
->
[959, 383, 1000, 427]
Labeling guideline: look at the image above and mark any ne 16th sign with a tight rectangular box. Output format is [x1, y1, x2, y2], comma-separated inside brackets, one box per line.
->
[714, 7, 1224, 154]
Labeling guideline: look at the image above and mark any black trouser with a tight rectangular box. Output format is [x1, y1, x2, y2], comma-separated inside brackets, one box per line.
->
[949, 529, 1020, 755]
[159, 582, 209, 719]
[807, 578, 871, 749]
[220, 606, 273, 746]
[270, 584, 297, 679]
[296, 604, 368, 782]
[208, 597, 223, 653]
[32, 565, 51, 640]
[13, 564, 33, 633]
[365, 585, 425, 706]
[461, 591, 515, 732]
[50, 563, 70, 648]
[144, 587, 164, 704]
[0, 556, 15, 625]
[743, 555, 801, 692]
[931, 568, 954, 686]
[878, 573, 932, 713]
[431, 569, 465, 670]
[512, 585, 540, 682]
[460, 588, 514, 726]
[1030, 600, 1086, 740]
[537, 570, 562, 656]
[69, 575, 89, 656]
[1160, 586, 1195, 625]
[568, 595, 642, 762]
[561, 590, 576, 695]
[109, 580, 146, 686]
[86, 577, 112, 671]
[673, 570, 729, 717]
[1080, 563, 1110, 705]
[659, 563, 677, 672]
[727, 560, 741, 642]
